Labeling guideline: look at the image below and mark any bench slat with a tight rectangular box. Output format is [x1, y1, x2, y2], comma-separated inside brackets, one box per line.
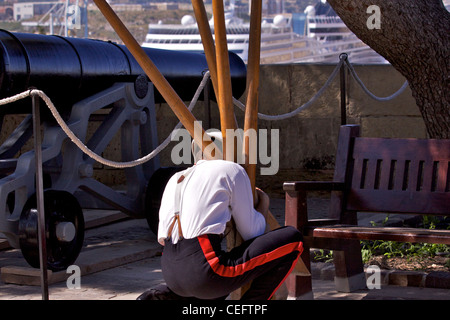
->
[347, 189, 449, 214]
[436, 161, 449, 192]
[312, 225, 450, 245]
[352, 138, 450, 160]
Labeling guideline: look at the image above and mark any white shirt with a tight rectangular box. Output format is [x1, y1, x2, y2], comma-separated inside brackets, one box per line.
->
[157, 160, 266, 245]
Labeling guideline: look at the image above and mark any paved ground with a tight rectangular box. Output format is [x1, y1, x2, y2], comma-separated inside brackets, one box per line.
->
[0, 198, 449, 301]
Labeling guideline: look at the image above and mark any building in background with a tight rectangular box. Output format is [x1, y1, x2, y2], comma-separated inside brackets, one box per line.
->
[13, 0, 62, 21]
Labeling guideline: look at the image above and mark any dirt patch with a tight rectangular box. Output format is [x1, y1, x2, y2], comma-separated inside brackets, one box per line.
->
[368, 255, 450, 273]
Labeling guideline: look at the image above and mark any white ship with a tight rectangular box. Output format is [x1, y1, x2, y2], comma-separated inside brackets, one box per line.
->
[142, 0, 387, 64]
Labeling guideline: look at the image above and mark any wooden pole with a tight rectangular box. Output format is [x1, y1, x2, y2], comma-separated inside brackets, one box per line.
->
[212, 0, 237, 160]
[228, 0, 262, 299]
[92, 0, 216, 157]
[242, 0, 310, 280]
[191, 0, 218, 98]
[243, 0, 262, 197]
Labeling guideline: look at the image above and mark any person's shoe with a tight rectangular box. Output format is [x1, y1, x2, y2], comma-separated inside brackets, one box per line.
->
[136, 284, 190, 300]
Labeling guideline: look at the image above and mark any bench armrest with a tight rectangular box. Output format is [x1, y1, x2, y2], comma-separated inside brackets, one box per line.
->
[283, 181, 345, 192]
[284, 182, 345, 230]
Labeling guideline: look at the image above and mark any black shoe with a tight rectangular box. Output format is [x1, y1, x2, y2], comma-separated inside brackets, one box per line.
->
[136, 284, 192, 300]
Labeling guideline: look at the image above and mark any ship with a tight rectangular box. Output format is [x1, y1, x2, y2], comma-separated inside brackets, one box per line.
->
[141, 0, 388, 64]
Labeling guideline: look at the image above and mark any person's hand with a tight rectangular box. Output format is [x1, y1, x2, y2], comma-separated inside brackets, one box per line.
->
[254, 187, 270, 218]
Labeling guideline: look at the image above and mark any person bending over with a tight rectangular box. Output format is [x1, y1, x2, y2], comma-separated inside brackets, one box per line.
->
[137, 134, 303, 300]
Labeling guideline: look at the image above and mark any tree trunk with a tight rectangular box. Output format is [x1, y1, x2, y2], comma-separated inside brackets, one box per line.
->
[327, 0, 450, 138]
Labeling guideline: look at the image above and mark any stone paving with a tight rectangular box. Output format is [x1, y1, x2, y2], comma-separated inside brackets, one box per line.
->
[0, 198, 448, 300]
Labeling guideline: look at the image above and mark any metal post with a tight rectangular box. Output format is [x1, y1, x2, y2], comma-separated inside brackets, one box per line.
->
[49, 13, 54, 35]
[31, 93, 49, 300]
[84, 0, 89, 39]
[339, 53, 348, 125]
[64, 0, 69, 37]
[203, 78, 211, 129]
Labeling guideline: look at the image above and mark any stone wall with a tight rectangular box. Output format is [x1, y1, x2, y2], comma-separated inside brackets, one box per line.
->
[0, 63, 425, 189]
[156, 63, 424, 171]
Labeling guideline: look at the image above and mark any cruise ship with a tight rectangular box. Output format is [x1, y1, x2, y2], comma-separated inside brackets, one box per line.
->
[141, 0, 387, 64]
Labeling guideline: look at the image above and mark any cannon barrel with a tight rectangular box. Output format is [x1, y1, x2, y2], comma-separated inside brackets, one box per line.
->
[0, 30, 247, 114]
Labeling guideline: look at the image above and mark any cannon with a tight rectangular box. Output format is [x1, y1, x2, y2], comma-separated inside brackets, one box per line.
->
[0, 30, 246, 271]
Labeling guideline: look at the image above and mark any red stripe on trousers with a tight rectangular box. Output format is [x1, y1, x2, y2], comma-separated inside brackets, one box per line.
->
[198, 234, 304, 278]
[267, 249, 302, 300]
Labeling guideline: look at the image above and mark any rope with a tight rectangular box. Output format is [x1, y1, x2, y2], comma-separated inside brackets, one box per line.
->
[0, 55, 410, 168]
[233, 59, 344, 121]
[233, 56, 409, 120]
[0, 71, 211, 169]
[344, 59, 409, 101]
[0, 90, 33, 106]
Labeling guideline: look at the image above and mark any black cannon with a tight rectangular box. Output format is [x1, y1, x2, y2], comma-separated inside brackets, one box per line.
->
[0, 30, 246, 271]
[0, 29, 246, 115]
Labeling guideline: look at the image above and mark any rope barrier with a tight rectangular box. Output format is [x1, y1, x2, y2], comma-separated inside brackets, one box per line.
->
[344, 59, 409, 101]
[233, 59, 344, 121]
[233, 56, 409, 120]
[0, 55, 411, 168]
[0, 71, 211, 169]
[0, 90, 33, 106]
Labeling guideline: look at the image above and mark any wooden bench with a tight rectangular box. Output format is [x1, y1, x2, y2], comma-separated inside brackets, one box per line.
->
[283, 124, 450, 299]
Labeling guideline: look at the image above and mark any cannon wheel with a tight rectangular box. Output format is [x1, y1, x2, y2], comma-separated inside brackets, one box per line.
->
[145, 167, 186, 235]
[19, 190, 85, 271]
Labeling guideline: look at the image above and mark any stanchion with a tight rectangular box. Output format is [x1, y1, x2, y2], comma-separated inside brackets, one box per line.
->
[203, 77, 212, 129]
[31, 93, 49, 300]
[339, 53, 348, 125]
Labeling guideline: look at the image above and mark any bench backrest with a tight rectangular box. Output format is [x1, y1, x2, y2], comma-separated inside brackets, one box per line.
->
[335, 125, 450, 216]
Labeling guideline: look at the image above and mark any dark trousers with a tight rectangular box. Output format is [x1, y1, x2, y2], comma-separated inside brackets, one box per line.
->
[161, 226, 303, 300]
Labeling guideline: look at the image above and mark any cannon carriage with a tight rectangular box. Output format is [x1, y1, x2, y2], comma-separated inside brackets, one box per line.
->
[0, 30, 246, 271]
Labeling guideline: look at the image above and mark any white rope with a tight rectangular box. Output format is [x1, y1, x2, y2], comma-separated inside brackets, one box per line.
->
[0, 90, 33, 106]
[345, 59, 409, 101]
[233, 59, 344, 121]
[0, 71, 211, 168]
[0, 57, 410, 168]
